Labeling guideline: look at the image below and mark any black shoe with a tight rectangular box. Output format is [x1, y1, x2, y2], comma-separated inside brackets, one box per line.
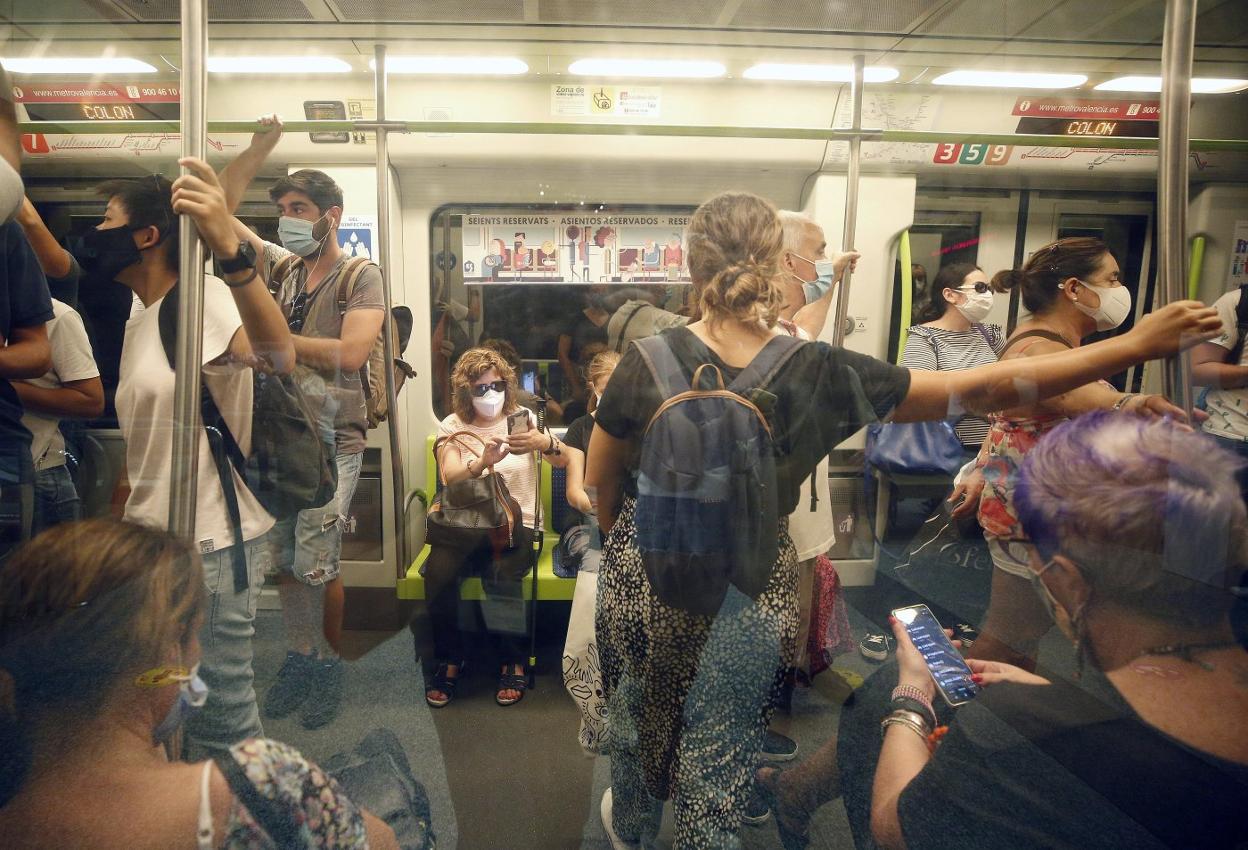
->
[761, 729, 799, 763]
[858, 632, 894, 662]
[742, 784, 771, 826]
[301, 657, 344, 729]
[263, 650, 315, 719]
[954, 623, 979, 648]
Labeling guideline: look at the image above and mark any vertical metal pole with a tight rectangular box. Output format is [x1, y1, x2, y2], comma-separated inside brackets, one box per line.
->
[831, 55, 864, 348]
[1156, 0, 1197, 415]
[168, 0, 207, 538]
[374, 44, 409, 577]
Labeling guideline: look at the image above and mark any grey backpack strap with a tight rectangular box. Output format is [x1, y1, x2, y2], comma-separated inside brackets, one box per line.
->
[633, 335, 691, 398]
[727, 334, 806, 394]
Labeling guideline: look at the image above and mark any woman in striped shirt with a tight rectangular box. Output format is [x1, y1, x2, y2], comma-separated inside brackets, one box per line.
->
[899, 263, 1005, 450]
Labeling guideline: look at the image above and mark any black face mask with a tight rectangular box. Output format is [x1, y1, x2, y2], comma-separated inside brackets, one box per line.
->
[78, 225, 146, 281]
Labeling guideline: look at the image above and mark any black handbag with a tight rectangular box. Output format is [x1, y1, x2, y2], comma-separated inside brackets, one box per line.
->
[425, 430, 523, 551]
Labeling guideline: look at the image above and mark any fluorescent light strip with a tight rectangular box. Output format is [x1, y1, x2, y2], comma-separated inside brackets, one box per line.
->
[370, 56, 528, 75]
[743, 63, 899, 83]
[932, 70, 1086, 89]
[208, 56, 351, 74]
[1, 56, 157, 74]
[568, 58, 725, 79]
[1096, 75, 1248, 94]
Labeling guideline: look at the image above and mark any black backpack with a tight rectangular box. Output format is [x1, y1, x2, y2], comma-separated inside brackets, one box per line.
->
[158, 286, 336, 590]
[632, 333, 804, 616]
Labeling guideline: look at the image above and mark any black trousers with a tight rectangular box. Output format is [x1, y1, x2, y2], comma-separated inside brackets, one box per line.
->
[422, 526, 534, 665]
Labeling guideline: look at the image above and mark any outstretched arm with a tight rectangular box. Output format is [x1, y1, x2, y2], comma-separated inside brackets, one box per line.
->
[172, 156, 295, 375]
[219, 114, 284, 214]
[893, 301, 1220, 422]
[16, 198, 74, 279]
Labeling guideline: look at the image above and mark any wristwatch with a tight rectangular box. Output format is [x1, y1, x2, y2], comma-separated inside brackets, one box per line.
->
[216, 240, 257, 274]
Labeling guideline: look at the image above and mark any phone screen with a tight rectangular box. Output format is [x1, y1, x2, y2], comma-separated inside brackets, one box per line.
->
[521, 362, 538, 395]
[892, 605, 980, 706]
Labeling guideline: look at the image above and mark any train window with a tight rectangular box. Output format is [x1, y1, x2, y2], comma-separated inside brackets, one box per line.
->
[888, 210, 982, 361]
[428, 205, 695, 423]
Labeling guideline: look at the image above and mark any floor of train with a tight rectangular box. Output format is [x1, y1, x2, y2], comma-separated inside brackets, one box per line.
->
[249, 497, 1074, 849]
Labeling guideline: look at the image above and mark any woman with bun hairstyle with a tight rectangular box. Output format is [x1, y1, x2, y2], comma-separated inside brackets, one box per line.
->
[954, 237, 1192, 672]
[0, 520, 398, 849]
[588, 195, 1219, 849]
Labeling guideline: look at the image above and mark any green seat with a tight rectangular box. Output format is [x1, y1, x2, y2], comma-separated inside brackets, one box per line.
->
[397, 434, 577, 602]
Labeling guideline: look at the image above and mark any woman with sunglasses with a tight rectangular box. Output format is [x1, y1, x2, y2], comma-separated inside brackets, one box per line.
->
[424, 347, 567, 709]
[956, 237, 1189, 672]
[902, 264, 1005, 452]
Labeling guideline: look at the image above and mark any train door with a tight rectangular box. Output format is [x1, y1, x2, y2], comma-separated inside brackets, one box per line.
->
[1025, 195, 1154, 391]
[891, 191, 1023, 360]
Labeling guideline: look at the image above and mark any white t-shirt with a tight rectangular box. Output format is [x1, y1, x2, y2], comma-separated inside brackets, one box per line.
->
[1201, 288, 1248, 441]
[20, 300, 100, 469]
[437, 408, 542, 528]
[117, 277, 274, 552]
[776, 322, 836, 561]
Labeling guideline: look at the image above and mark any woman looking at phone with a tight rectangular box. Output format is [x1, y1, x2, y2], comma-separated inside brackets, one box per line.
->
[759, 414, 1248, 850]
[423, 347, 567, 709]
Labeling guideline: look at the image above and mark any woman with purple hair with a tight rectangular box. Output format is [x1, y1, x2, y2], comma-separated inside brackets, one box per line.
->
[760, 412, 1248, 849]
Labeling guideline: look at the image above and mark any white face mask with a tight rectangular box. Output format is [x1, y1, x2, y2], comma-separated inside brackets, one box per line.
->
[472, 389, 505, 419]
[1070, 280, 1132, 331]
[953, 287, 994, 323]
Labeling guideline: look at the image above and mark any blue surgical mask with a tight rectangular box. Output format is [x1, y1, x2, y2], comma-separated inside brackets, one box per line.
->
[793, 254, 837, 303]
[278, 213, 330, 257]
[151, 663, 209, 745]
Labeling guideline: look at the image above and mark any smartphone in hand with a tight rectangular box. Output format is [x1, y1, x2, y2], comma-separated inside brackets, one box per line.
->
[891, 604, 980, 706]
[506, 409, 531, 435]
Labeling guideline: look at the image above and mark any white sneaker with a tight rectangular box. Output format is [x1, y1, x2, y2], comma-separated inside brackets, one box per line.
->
[601, 788, 640, 850]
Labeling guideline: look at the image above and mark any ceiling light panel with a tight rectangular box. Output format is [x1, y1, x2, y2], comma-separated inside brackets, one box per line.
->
[208, 57, 352, 74]
[1095, 76, 1248, 94]
[932, 70, 1087, 89]
[1, 57, 158, 75]
[370, 57, 529, 75]
[743, 63, 899, 83]
[567, 59, 726, 79]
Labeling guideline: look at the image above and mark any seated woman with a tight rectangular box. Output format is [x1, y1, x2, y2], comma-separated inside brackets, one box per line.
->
[563, 350, 621, 540]
[424, 347, 567, 709]
[759, 413, 1248, 849]
[0, 519, 398, 849]
[901, 262, 1005, 452]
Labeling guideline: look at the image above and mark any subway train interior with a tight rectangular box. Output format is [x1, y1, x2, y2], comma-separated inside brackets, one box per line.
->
[1, 1, 1247, 848]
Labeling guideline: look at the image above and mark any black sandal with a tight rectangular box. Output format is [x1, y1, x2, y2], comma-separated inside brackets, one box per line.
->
[495, 664, 528, 706]
[425, 661, 464, 708]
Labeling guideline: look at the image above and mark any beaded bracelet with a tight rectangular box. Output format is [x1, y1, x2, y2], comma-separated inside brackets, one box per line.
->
[891, 684, 934, 716]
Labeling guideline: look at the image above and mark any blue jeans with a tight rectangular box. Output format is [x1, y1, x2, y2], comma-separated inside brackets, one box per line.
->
[184, 534, 272, 756]
[32, 464, 81, 535]
[269, 449, 365, 586]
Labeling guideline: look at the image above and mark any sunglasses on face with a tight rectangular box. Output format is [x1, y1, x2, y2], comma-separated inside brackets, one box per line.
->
[470, 380, 507, 397]
[959, 281, 991, 294]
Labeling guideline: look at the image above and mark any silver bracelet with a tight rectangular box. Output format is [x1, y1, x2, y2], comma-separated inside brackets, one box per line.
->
[880, 709, 931, 741]
[1112, 393, 1137, 411]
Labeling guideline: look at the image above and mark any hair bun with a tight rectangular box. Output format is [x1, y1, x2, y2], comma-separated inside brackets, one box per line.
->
[991, 268, 1028, 293]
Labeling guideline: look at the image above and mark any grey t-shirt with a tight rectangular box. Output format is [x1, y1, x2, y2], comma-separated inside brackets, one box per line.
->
[263, 242, 385, 454]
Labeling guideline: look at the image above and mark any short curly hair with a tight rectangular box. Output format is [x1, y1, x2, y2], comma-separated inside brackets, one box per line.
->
[450, 347, 517, 423]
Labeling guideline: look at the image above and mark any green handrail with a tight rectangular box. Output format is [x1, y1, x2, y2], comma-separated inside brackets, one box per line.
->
[1188, 235, 1206, 301]
[15, 119, 1248, 151]
[897, 229, 913, 364]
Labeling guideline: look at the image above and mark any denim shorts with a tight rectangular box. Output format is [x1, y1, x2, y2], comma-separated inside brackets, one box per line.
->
[268, 449, 364, 586]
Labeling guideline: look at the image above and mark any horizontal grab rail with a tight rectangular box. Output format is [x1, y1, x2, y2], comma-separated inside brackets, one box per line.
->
[16, 119, 1248, 151]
